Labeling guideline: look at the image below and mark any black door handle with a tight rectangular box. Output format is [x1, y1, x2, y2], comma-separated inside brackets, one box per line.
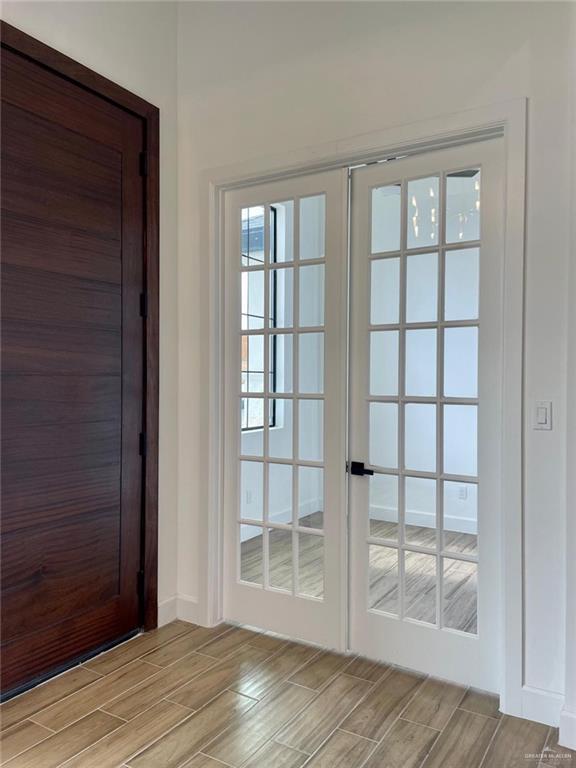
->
[349, 461, 374, 476]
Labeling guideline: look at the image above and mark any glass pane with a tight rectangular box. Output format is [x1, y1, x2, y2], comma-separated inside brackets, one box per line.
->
[406, 252, 438, 323]
[269, 201, 294, 263]
[405, 404, 436, 473]
[298, 400, 323, 462]
[270, 268, 294, 329]
[268, 400, 293, 459]
[298, 466, 323, 529]
[269, 528, 292, 591]
[443, 481, 478, 556]
[298, 333, 324, 393]
[299, 265, 325, 327]
[241, 335, 264, 393]
[444, 327, 478, 398]
[240, 461, 263, 521]
[369, 545, 398, 615]
[444, 405, 477, 476]
[240, 400, 263, 457]
[407, 177, 439, 249]
[446, 170, 481, 244]
[405, 477, 437, 548]
[240, 525, 263, 584]
[371, 184, 401, 253]
[445, 248, 479, 321]
[369, 474, 398, 540]
[269, 334, 293, 394]
[300, 195, 325, 261]
[240, 397, 265, 434]
[405, 329, 436, 397]
[242, 271, 264, 330]
[404, 551, 437, 624]
[371, 258, 400, 325]
[369, 402, 398, 469]
[241, 206, 265, 266]
[298, 532, 324, 598]
[370, 331, 399, 396]
[444, 558, 478, 634]
[268, 463, 293, 525]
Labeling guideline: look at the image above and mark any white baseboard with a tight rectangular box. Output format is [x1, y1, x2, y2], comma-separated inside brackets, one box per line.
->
[559, 708, 576, 750]
[158, 596, 178, 626]
[370, 504, 477, 534]
[157, 594, 204, 627]
[176, 594, 202, 624]
[511, 686, 565, 727]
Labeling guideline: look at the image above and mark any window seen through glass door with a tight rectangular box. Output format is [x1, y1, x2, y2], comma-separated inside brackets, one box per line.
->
[239, 195, 327, 599]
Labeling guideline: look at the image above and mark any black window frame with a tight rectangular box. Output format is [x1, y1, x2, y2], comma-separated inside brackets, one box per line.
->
[241, 205, 278, 432]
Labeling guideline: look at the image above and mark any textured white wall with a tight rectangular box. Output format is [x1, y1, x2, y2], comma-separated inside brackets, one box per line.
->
[1, 1, 180, 613]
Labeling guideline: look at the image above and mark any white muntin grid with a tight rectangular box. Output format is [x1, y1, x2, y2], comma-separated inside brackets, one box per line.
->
[366, 168, 481, 634]
[238, 195, 327, 600]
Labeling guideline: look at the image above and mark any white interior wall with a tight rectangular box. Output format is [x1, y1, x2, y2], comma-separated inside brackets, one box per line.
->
[176, 0, 574, 712]
[1, 0, 574, 731]
[561, 7, 576, 750]
[0, 1, 181, 619]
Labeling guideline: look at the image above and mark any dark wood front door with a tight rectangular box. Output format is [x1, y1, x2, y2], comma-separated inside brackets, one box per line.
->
[1, 29, 155, 696]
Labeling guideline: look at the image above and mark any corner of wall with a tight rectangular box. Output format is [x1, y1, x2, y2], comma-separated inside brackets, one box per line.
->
[559, 2, 576, 751]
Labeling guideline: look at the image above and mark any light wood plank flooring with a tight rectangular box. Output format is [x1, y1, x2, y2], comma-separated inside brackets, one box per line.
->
[1, 620, 573, 767]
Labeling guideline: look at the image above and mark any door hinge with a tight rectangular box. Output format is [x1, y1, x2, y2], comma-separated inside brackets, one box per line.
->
[139, 432, 147, 457]
[140, 292, 148, 318]
[139, 151, 148, 177]
[137, 570, 145, 599]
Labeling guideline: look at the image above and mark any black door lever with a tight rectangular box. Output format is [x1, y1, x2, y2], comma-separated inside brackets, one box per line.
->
[349, 461, 374, 476]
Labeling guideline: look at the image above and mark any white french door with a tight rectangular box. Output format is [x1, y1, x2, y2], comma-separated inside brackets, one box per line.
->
[222, 140, 504, 689]
[223, 170, 348, 648]
[349, 141, 504, 690]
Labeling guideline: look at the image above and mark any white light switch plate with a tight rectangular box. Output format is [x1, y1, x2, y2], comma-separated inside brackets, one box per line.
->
[533, 400, 552, 430]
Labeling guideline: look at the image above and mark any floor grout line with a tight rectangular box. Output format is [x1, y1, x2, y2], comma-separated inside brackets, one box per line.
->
[457, 703, 501, 720]
[397, 715, 443, 733]
[30, 661, 183, 734]
[328, 726, 380, 745]
[6, 623, 545, 768]
[353, 674, 432, 768]
[27, 716, 57, 732]
[477, 710, 505, 768]
[198, 752, 235, 767]
[455, 705, 502, 722]
[1, 625, 199, 732]
[74, 698, 199, 768]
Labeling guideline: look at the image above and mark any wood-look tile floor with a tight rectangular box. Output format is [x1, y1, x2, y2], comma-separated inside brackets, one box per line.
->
[1, 620, 574, 768]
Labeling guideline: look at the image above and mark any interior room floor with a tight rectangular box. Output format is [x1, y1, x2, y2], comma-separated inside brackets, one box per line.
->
[242, 526, 478, 633]
[1, 620, 572, 768]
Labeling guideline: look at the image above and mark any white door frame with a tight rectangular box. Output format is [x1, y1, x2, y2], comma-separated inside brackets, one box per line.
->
[199, 99, 527, 717]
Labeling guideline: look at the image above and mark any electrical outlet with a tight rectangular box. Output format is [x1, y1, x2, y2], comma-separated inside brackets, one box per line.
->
[458, 485, 468, 501]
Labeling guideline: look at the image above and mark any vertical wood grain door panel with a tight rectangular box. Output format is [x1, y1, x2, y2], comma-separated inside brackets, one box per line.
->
[1, 42, 146, 695]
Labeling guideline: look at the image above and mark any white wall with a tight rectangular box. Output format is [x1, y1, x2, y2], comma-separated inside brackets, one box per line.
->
[561, 5, 576, 749]
[1, 1, 181, 618]
[176, 0, 574, 711]
[1, 0, 574, 726]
